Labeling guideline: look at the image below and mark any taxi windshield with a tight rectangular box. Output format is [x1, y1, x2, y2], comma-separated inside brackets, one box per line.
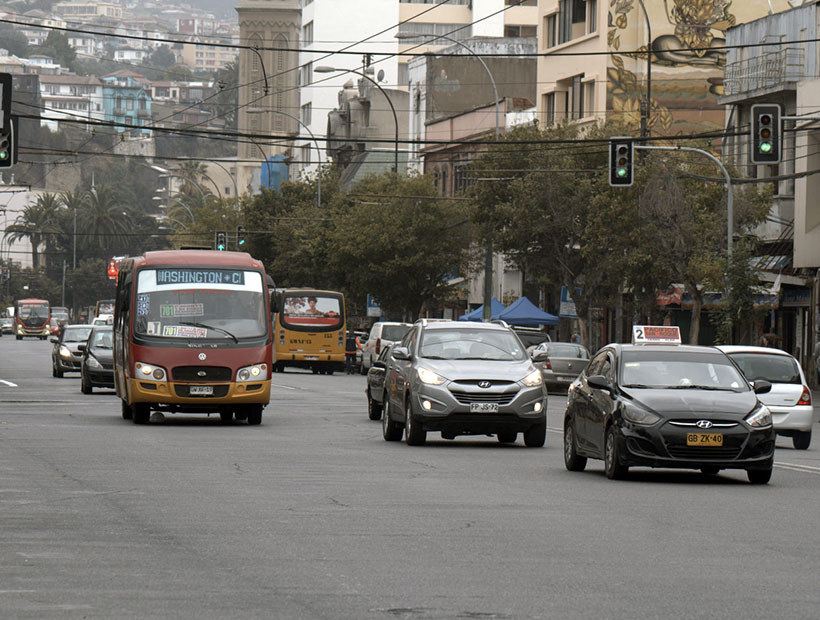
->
[620, 350, 748, 391]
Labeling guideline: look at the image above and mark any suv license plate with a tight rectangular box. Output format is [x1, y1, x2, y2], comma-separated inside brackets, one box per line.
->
[470, 402, 499, 413]
[189, 385, 213, 396]
[686, 433, 722, 446]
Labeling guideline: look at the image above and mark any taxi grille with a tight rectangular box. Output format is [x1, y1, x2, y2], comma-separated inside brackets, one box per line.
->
[172, 366, 232, 382]
[666, 445, 742, 460]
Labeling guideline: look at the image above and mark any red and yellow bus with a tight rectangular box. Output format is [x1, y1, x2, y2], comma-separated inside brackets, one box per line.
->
[272, 288, 345, 374]
[113, 250, 272, 425]
[14, 298, 50, 340]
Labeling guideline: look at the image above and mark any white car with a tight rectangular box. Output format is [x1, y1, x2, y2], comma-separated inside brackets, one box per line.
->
[361, 322, 412, 371]
[92, 314, 114, 326]
[717, 345, 814, 449]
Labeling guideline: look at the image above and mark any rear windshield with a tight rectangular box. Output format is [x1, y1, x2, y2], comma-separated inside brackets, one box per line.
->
[381, 324, 410, 341]
[546, 343, 588, 358]
[727, 352, 801, 385]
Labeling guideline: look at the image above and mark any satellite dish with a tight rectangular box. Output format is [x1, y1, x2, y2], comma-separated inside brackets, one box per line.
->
[377, 69, 385, 83]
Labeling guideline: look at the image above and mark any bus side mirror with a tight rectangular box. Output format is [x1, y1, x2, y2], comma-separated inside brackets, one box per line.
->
[270, 293, 280, 314]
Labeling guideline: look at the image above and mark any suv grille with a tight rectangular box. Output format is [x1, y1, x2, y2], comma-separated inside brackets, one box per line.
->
[172, 366, 232, 382]
[450, 390, 517, 406]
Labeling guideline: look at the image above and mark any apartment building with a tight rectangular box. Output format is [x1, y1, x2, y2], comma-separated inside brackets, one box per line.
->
[53, 1, 123, 21]
[177, 37, 239, 72]
[39, 74, 104, 131]
[101, 70, 152, 137]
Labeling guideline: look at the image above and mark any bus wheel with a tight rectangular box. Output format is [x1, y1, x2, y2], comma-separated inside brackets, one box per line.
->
[219, 409, 233, 424]
[246, 405, 263, 426]
[312, 367, 319, 374]
[121, 400, 133, 420]
[132, 403, 150, 425]
[326, 368, 334, 376]
[234, 408, 248, 421]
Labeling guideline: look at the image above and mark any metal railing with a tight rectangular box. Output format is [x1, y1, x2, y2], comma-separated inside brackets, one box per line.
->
[724, 47, 805, 96]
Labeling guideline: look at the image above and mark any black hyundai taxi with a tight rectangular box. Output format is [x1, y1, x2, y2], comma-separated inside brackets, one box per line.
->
[563, 326, 775, 484]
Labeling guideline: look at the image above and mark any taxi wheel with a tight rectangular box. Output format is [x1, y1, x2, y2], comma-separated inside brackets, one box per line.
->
[604, 427, 629, 480]
[121, 400, 133, 420]
[497, 432, 517, 444]
[367, 390, 382, 421]
[700, 466, 720, 476]
[55, 363, 64, 378]
[405, 399, 426, 446]
[246, 405, 263, 426]
[132, 403, 150, 425]
[81, 373, 92, 395]
[793, 431, 811, 450]
[52, 361, 58, 378]
[382, 400, 403, 442]
[747, 467, 772, 485]
[524, 421, 546, 447]
[563, 422, 587, 472]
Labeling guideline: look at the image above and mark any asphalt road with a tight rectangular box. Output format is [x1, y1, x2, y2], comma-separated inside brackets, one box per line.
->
[1, 337, 819, 620]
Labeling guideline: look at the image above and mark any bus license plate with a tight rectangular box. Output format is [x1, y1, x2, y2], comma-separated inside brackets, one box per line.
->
[470, 402, 498, 413]
[686, 433, 723, 446]
[305, 356, 318, 360]
[190, 385, 213, 396]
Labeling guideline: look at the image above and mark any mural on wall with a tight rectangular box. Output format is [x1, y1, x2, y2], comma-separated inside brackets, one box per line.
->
[607, 0, 787, 135]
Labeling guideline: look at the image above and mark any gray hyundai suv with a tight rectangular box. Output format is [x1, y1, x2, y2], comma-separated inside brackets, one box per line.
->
[382, 319, 548, 446]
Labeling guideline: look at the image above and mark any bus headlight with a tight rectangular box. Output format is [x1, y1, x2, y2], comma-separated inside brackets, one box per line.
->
[237, 363, 267, 382]
[136, 362, 167, 381]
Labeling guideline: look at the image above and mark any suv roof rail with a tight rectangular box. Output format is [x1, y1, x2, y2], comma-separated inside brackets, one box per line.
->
[490, 320, 509, 328]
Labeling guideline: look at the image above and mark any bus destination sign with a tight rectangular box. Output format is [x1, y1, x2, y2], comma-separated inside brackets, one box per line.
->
[155, 268, 245, 286]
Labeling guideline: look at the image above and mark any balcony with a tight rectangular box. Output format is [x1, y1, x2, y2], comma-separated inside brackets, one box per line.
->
[723, 47, 804, 100]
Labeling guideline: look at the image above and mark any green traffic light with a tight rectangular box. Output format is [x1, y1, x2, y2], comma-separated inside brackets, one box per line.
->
[617, 167, 627, 177]
[760, 142, 772, 153]
[0, 150, 7, 160]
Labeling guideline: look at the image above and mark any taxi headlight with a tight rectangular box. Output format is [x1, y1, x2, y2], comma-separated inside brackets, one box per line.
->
[622, 404, 660, 426]
[135, 362, 166, 382]
[59, 345, 72, 358]
[418, 367, 447, 385]
[86, 355, 102, 369]
[522, 369, 543, 387]
[746, 404, 773, 428]
[237, 363, 267, 382]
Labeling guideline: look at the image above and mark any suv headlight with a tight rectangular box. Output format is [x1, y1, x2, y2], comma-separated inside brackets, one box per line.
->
[135, 362, 167, 381]
[622, 404, 660, 426]
[746, 404, 773, 428]
[237, 363, 268, 382]
[521, 369, 543, 387]
[418, 367, 447, 385]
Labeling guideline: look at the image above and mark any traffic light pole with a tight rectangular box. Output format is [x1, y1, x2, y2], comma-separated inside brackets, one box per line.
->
[635, 145, 734, 258]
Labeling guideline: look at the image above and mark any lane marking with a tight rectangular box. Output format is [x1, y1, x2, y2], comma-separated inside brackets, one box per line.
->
[775, 462, 820, 475]
[0, 380, 18, 387]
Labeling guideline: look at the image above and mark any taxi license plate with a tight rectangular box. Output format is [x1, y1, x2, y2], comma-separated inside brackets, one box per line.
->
[189, 385, 213, 396]
[686, 433, 723, 446]
[470, 402, 498, 413]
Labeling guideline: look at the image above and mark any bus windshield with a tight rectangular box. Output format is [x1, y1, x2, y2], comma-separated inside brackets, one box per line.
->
[18, 302, 49, 320]
[281, 294, 343, 329]
[134, 268, 267, 340]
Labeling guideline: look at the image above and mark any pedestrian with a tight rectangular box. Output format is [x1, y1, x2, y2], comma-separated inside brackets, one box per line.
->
[345, 331, 358, 374]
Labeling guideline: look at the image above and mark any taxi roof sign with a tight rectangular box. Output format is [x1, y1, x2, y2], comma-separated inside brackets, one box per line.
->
[632, 325, 682, 345]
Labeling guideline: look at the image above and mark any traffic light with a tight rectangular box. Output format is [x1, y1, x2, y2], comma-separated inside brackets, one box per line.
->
[750, 103, 781, 164]
[1, 266, 9, 281]
[214, 231, 227, 251]
[609, 138, 634, 187]
[0, 73, 14, 169]
[236, 225, 246, 248]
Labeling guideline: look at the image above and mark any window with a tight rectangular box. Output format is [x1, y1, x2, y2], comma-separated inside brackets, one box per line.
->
[301, 62, 312, 87]
[588, 0, 597, 34]
[301, 102, 312, 126]
[542, 92, 555, 126]
[544, 14, 557, 48]
[504, 25, 537, 38]
[301, 143, 311, 167]
[557, 0, 595, 44]
[302, 21, 313, 46]
[558, 0, 572, 44]
[571, 75, 583, 120]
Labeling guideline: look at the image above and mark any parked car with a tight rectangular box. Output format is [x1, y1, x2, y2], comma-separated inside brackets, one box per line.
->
[0, 316, 11, 334]
[717, 345, 813, 449]
[51, 324, 93, 377]
[382, 319, 548, 446]
[80, 325, 114, 393]
[362, 322, 412, 372]
[365, 343, 393, 420]
[512, 326, 551, 353]
[564, 340, 775, 483]
[533, 341, 590, 391]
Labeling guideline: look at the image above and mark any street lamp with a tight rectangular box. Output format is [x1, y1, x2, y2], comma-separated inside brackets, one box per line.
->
[395, 31, 499, 321]
[315, 65, 400, 174]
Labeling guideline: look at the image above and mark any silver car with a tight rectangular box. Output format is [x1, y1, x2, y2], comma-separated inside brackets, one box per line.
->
[718, 345, 814, 449]
[382, 320, 548, 446]
[533, 341, 590, 392]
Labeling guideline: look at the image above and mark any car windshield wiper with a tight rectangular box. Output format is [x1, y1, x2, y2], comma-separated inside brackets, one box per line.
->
[179, 321, 238, 344]
[621, 383, 651, 388]
[666, 384, 731, 391]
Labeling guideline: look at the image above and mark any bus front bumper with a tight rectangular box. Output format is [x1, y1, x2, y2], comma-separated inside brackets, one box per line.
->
[128, 378, 271, 405]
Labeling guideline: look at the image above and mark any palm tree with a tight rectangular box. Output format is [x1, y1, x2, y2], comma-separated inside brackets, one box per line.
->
[3, 193, 62, 269]
[59, 190, 89, 266]
[80, 185, 132, 253]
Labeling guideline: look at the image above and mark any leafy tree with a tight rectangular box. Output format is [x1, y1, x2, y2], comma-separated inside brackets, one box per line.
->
[207, 60, 239, 129]
[146, 45, 176, 70]
[80, 185, 133, 254]
[35, 31, 77, 71]
[0, 25, 29, 58]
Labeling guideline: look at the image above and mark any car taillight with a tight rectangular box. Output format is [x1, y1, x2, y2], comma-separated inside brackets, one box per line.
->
[544, 357, 552, 370]
[376, 338, 381, 354]
[797, 386, 811, 406]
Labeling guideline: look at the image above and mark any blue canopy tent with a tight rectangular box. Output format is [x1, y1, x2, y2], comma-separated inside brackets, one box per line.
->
[459, 297, 506, 321]
[497, 296, 559, 326]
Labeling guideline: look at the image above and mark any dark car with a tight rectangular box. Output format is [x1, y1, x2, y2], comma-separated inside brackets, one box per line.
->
[383, 319, 548, 446]
[365, 343, 393, 420]
[533, 341, 589, 391]
[563, 342, 775, 483]
[80, 326, 114, 393]
[51, 324, 93, 377]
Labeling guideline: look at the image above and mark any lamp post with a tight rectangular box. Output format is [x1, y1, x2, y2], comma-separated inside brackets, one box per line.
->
[315, 65, 400, 174]
[207, 160, 240, 201]
[396, 32, 499, 321]
[636, 0, 652, 137]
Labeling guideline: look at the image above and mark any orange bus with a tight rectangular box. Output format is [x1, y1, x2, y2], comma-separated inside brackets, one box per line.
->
[113, 250, 272, 425]
[14, 298, 50, 340]
[272, 288, 345, 374]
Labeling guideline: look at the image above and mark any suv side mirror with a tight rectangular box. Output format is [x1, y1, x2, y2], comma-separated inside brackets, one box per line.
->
[392, 346, 411, 361]
[587, 374, 612, 391]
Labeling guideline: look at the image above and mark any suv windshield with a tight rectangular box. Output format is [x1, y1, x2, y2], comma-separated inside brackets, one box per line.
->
[135, 269, 267, 340]
[419, 328, 526, 361]
[621, 350, 747, 390]
[727, 352, 801, 384]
